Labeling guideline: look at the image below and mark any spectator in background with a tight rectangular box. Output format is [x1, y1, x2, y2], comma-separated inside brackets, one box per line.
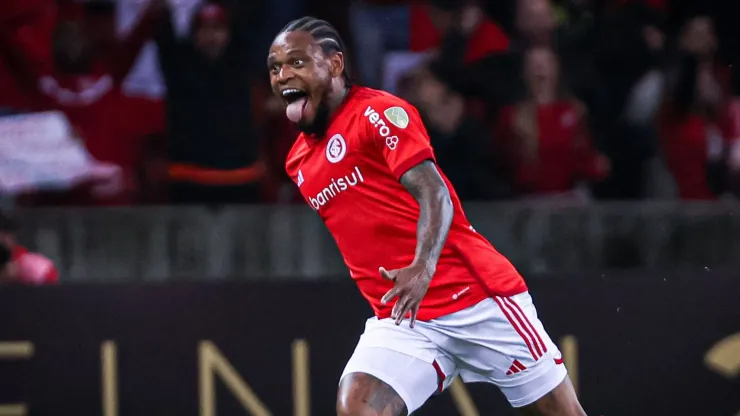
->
[27, 0, 166, 205]
[401, 68, 509, 199]
[496, 47, 609, 197]
[0, 211, 58, 285]
[0, 0, 56, 112]
[156, 1, 264, 205]
[589, 0, 666, 199]
[514, 0, 556, 47]
[659, 15, 738, 199]
[349, 0, 510, 90]
[425, 1, 516, 109]
[348, 0, 410, 88]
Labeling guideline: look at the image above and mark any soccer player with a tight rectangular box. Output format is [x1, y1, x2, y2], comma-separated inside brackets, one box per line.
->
[268, 17, 587, 416]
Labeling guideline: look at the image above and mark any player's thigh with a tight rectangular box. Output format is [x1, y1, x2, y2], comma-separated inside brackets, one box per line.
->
[422, 292, 570, 408]
[338, 318, 452, 415]
[517, 376, 586, 416]
[338, 370, 409, 416]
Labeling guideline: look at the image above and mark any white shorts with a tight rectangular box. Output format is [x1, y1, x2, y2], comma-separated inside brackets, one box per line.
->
[340, 292, 567, 414]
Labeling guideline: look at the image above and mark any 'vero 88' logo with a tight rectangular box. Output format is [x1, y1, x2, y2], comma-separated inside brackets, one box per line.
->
[385, 136, 398, 150]
[364, 105, 406, 151]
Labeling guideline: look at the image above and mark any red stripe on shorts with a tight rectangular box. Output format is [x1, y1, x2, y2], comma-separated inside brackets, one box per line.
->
[493, 296, 539, 360]
[512, 359, 527, 371]
[432, 360, 446, 393]
[503, 297, 548, 356]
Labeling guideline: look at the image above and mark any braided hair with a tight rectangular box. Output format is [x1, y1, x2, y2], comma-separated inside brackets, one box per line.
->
[279, 17, 351, 84]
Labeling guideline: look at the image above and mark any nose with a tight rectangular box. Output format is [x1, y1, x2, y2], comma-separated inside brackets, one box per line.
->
[276, 65, 295, 84]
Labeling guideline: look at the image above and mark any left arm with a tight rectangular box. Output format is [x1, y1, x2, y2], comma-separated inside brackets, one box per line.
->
[367, 98, 454, 326]
[399, 160, 453, 273]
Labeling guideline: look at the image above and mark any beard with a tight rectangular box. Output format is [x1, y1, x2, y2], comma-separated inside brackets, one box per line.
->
[296, 92, 332, 136]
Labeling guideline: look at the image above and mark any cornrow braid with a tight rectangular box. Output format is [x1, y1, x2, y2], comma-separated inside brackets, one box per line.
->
[280, 16, 351, 84]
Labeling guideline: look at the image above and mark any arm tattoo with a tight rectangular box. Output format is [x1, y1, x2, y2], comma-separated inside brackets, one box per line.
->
[400, 160, 454, 273]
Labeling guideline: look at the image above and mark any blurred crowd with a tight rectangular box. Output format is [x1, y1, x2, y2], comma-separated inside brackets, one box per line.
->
[1, 0, 739, 206]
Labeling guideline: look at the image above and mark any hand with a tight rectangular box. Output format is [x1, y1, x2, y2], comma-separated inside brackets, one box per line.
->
[380, 264, 433, 327]
[459, 5, 484, 35]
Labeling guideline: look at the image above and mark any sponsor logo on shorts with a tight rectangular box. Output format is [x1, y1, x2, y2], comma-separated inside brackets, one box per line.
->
[506, 359, 528, 376]
[364, 106, 399, 151]
[308, 166, 365, 211]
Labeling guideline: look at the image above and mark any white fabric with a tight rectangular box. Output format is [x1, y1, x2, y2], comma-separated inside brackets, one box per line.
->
[341, 292, 568, 412]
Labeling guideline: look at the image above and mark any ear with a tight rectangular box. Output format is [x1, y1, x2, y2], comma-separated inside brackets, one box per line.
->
[330, 51, 345, 79]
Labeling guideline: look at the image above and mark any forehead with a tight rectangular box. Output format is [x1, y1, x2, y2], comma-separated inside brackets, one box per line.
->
[268, 31, 320, 59]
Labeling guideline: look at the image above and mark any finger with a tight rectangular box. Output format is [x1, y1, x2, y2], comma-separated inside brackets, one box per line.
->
[394, 297, 413, 326]
[381, 287, 401, 304]
[409, 304, 419, 328]
[379, 267, 397, 281]
[391, 291, 411, 318]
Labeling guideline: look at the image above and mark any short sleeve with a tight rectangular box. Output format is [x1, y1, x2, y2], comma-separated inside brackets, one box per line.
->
[362, 97, 436, 179]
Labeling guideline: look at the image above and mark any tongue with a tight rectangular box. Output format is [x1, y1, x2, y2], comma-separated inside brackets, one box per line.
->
[286, 97, 307, 123]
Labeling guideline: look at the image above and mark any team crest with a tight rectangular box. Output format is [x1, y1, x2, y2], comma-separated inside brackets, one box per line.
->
[383, 106, 409, 129]
[326, 134, 347, 163]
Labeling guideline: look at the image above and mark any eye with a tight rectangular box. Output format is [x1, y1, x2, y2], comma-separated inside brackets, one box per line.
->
[269, 64, 280, 74]
[292, 59, 304, 67]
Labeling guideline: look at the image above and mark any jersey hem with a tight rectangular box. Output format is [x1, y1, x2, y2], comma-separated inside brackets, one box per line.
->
[372, 282, 529, 322]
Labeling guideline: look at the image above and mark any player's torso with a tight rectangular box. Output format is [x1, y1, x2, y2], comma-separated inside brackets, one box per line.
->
[285, 88, 527, 319]
[285, 93, 421, 248]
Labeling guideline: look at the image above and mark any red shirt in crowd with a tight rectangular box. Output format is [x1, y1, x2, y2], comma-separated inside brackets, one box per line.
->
[12, 246, 58, 285]
[32, 5, 165, 205]
[285, 86, 526, 321]
[409, 3, 510, 64]
[496, 101, 609, 194]
[659, 65, 739, 200]
[0, 0, 56, 111]
[659, 106, 739, 199]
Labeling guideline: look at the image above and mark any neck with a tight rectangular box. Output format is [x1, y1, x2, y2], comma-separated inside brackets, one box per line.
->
[531, 89, 555, 104]
[327, 82, 351, 116]
[301, 82, 351, 137]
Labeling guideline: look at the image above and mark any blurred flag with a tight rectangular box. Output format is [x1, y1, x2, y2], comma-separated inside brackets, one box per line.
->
[0, 111, 121, 195]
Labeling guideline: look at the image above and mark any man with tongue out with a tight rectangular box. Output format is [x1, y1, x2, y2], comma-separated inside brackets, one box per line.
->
[269, 16, 585, 416]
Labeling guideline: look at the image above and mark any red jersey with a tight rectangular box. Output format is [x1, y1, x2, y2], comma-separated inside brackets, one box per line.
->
[285, 86, 526, 320]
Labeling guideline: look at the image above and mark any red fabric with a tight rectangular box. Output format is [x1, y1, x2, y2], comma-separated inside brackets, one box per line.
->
[659, 112, 716, 199]
[31, 9, 164, 205]
[11, 246, 58, 285]
[659, 64, 735, 200]
[409, 4, 509, 64]
[38, 70, 165, 204]
[285, 86, 527, 321]
[0, 0, 56, 110]
[659, 106, 736, 200]
[497, 102, 608, 194]
[0, 0, 54, 23]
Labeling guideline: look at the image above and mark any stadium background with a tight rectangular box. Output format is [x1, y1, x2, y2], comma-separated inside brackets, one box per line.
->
[1, 0, 739, 415]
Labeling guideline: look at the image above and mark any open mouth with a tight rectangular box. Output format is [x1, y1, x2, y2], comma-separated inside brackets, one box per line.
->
[281, 88, 310, 123]
[281, 88, 309, 104]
